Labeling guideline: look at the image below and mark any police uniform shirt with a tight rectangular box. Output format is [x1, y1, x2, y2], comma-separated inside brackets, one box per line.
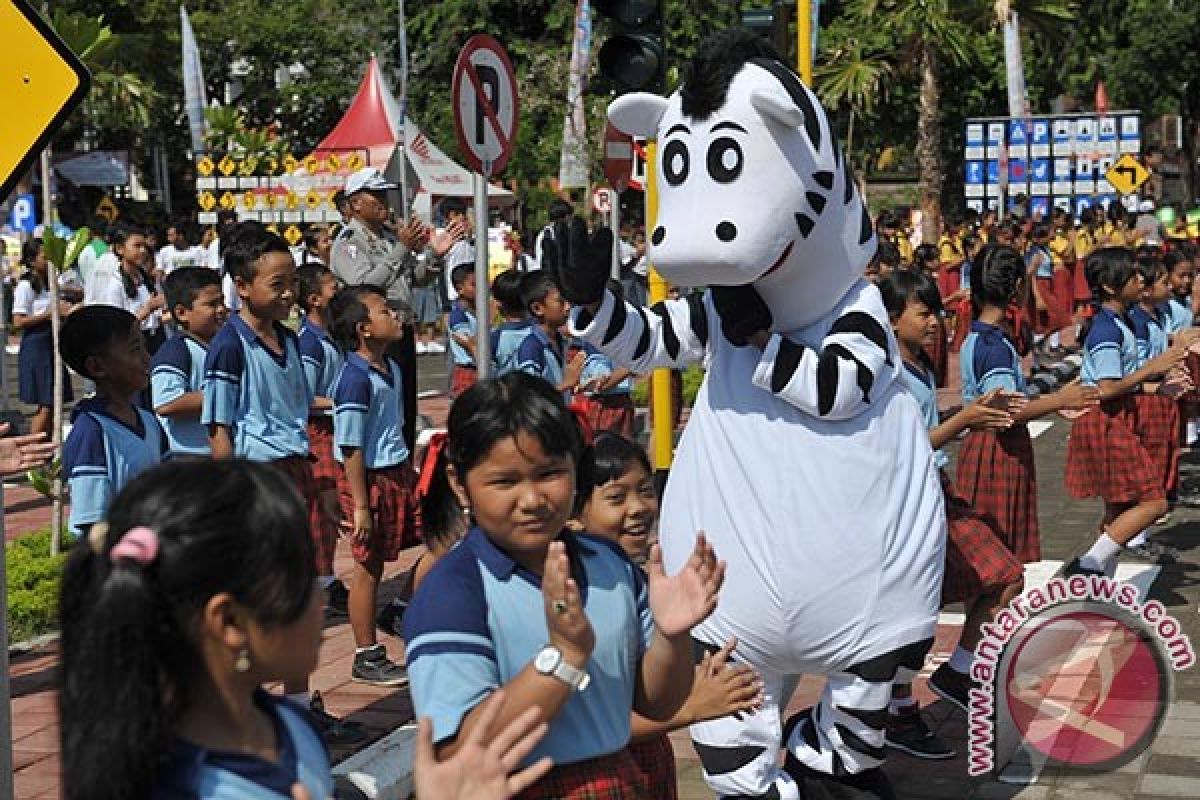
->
[329, 218, 417, 313]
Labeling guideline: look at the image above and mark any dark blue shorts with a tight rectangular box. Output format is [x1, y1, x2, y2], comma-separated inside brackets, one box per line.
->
[18, 326, 72, 408]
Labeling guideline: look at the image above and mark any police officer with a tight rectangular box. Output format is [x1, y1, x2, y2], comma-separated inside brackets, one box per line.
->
[330, 167, 460, 448]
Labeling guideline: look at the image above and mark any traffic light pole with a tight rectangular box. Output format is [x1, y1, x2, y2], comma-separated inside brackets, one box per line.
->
[797, 0, 813, 84]
[645, 141, 673, 492]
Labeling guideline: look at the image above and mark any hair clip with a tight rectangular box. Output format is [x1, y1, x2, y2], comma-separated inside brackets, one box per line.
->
[87, 522, 109, 555]
[568, 401, 595, 446]
[415, 432, 448, 499]
[109, 526, 159, 567]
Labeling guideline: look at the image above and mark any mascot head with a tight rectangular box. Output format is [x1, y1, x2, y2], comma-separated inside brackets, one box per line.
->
[609, 29, 876, 330]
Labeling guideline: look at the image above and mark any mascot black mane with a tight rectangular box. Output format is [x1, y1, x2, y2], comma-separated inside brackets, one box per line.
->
[551, 30, 946, 800]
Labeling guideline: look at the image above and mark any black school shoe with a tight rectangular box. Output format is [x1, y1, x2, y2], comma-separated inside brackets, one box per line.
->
[308, 691, 368, 746]
[927, 664, 972, 714]
[352, 644, 410, 687]
[885, 707, 955, 760]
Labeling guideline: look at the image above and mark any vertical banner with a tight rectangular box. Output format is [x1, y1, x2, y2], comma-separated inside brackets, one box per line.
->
[397, 0, 410, 213]
[558, 0, 592, 189]
[1002, 12, 1027, 119]
[180, 5, 208, 155]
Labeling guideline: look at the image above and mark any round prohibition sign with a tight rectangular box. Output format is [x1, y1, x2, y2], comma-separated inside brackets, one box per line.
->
[452, 34, 519, 176]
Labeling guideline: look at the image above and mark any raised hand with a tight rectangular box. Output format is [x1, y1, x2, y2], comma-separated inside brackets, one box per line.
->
[0, 425, 56, 475]
[542, 541, 595, 666]
[710, 284, 773, 347]
[646, 532, 726, 638]
[430, 219, 467, 257]
[414, 690, 554, 800]
[541, 216, 612, 307]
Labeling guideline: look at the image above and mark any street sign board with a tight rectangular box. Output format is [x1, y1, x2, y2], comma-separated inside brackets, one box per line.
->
[603, 123, 633, 191]
[1105, 153, 1149, 196]
[592, 187, 614, 214]
[452, 34, 519, 176]
[7, 193, 35, 233]
[0, 0, 90, 199]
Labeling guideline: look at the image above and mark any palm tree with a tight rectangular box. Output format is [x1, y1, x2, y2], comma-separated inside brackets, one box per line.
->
[814, 37, 892, 171]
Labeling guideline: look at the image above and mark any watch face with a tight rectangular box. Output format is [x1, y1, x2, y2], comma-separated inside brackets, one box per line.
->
[535, 647, 560, 673]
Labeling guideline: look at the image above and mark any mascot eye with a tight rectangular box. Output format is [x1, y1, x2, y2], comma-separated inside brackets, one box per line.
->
[663, 140, 690, 186]
[707, 137, 743, 183]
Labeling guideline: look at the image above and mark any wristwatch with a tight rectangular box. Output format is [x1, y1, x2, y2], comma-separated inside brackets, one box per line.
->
[534, 646, 591, 691]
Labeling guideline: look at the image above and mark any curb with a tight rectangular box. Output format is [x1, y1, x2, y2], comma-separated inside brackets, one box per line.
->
[333, 723, 418, 800]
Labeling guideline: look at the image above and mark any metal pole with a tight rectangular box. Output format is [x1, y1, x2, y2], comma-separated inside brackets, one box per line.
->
[797, 0, 813, 84]
[474, 173, 491, 378]
[0, 491, 13, 800]
[646, 141, 672, 486]
[610, 196, 621, 282]
[397, 0, 410, 216]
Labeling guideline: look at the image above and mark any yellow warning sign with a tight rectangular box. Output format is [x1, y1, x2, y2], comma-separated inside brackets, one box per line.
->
[196, 155, 215, 177]
[283, 224, 303, 247]
[94, 195, 118, 224]
[326, 153, 341, 172]
[345, 152, 365, 171]
[303, 155, 320, 174]
[264, 192, 278, 210]
[0, 0, 90, 199]
[218, 191, 236, 211]
[242, 191, 258, 210]
[1105, 154, 1150, 196]
[305, 190, 323, 210]
[282, 154, 298, 174]
[285, 191, 299, 211]
[198, 191, 217, 212]
[218, 154, 237, 177]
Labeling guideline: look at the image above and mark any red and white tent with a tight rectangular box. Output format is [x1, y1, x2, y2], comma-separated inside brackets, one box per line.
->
[312, 56, 515, 213]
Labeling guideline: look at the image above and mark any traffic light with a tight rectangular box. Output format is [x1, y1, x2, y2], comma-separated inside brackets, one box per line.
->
[595, 0, 665, 94]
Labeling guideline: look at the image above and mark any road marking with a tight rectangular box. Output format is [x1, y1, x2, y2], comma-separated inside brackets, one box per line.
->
[1028, 420, 1053, 439]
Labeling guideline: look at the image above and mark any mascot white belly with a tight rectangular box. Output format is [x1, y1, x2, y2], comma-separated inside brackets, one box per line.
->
[555, 29, 946, 800]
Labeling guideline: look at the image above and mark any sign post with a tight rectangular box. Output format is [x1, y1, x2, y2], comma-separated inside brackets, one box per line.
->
[453, 34, 518, 380]
[603, 123, 633, 284]
[0, 2, 90, 794]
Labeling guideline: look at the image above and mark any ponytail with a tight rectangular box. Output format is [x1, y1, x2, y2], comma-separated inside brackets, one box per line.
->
[416, 433, 468, 554]
[1079, 246, 1137, 344]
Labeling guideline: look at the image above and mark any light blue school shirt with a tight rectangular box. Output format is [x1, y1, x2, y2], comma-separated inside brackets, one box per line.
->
[1128, 305, 1169, 367]
[201, 314, 312, 461]
[63, 397, 166, 532]
[403, 528, 654, 767]
[579, 341, 632, 396]
[516, 325, 565, 390]
[960, 320, 1028, 403]
[491, 319, 533, 376]
[899, 360, 948, 468]
[1161, 296, 1194, 334]
[1081, 307, 1139, 385]
[447, 302, 477, 367]
[298, 318, 343, 416]
[150, 333, 210, 456]
[332, 353, 409, 468]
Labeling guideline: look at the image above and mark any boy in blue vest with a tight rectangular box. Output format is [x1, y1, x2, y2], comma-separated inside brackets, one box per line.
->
[297, 262, 349, 618]
[515, 271, 584, 398]
[150, 268, 227, 458]
[489, 269, 532, 376]
[202, 222, 364, 745]
[447, 263, 478, 399]
[61, 306, 166, 533]
[329, 284, 419, 686]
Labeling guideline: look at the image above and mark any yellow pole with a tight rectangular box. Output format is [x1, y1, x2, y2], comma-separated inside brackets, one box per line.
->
[645, 141, 673, 474]
[797, 0, 813, 84]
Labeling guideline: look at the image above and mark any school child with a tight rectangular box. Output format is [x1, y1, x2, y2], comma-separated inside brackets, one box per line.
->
[937, 217, 966, 300]
[1162, 250, 1200, 446]
[956, 245, 1098, 588]
[447, 263, 479, 398]
[516, 271, 585, 398]
[404, 372, 724, 799]
[1027, 222, 1071, 358]
[60, 306, 166, 534]
[296, 263, 349, 617]
[574, 432, 762, 798]
[1073, 208, 1099, 324]
[328, 285, 420, 686]
[879, 270, 1026, 739]
[13, 238, 76, 436]
[1065, 248, 1187, 577]
[59, 460, 332, 800]
[490, 268, 533, 376]
[150, 268, 227, 459]
[86, 223, 167, 356]
[202, 222, 363, 745]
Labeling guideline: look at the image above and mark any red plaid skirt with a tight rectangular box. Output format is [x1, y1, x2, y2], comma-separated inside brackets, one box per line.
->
[577, 393, 636, 438]
[337, 463, 420, 564]
[940, 471, 1024, 604]
[1065, 397, 1165, 505]
[450, 364, 478, 399]
[517, 749, 651, 800]
[1032, 276, 1072, 335]
[305, 417, 342, 574]
[627, 736, 677, 800]
[1134, 392, 1181, 494]
[269, 455, 331, 572]
[955, 425, 1040, 563]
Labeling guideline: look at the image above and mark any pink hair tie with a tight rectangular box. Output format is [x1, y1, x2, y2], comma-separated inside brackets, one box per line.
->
[109, 526, 159, 567]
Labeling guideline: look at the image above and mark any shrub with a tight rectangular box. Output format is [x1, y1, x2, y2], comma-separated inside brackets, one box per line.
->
[6, 528, 72, 643]
[631, 365, 705, 408]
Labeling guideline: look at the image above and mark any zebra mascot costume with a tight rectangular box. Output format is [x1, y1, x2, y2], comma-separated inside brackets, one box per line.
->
[549, 30, 946, 799]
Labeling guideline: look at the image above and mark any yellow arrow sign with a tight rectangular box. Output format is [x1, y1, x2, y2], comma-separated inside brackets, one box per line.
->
[283, 224, 303, 247]
[198, 191, 217, 212]
[196, 155, 215, 177]
[305, 189, 323, 210]
[94, 195, 118, 224]
[303, 155, 320, 174]
[1105, 154, 1150, 196]
[218, 154, 237, 177]
[285, 191, 299, 210]
[345, 152, 365, 171]
[282, 154, 298, 174]
[0, 1, 91, 199]
[243, 190, 258, 210]
[326, 153, 341, 172]
[218, 191, 237, 211]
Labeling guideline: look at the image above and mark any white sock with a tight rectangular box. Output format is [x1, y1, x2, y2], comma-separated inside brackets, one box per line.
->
[1079, 532, 1122, 571]
[287, 692, 309, 706]
[1127, 530, 1149, 548]
[948, 646, 975, 674]
[889, 695, 917, 715]
[320, 575, 336, 589]
[1188, 419, 1199, 446]
[355, 646, 378, 655]
[1049, 332, 1061, 349]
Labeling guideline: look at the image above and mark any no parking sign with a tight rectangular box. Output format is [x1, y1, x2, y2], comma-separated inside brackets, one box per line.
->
[452, 35, 519, 176]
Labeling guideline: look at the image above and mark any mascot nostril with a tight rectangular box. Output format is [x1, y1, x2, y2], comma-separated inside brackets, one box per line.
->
[570, 28, 942, 800]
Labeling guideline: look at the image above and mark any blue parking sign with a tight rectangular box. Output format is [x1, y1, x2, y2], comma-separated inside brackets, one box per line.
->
[987, 160, 1000, 184]
[1032, 120, 1049, 146]
[8, 194, 36, 234]
[966, 162, 984, 184]
[1030, 196, 1050, 218]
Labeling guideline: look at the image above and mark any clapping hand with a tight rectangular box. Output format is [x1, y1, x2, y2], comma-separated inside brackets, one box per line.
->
[430, 219, 468, 258]
[647, 533, 726, 638]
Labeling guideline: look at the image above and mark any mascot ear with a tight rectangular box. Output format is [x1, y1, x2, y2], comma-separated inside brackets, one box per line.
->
[608, 93, 669, 138]
[750, 87, 806, 129]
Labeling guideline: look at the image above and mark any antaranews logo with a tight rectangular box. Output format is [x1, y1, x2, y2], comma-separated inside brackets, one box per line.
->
[967, 574, 1194, 777]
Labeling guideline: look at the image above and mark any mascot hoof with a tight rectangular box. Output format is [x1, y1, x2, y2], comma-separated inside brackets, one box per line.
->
[784, 755, 897, 800]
